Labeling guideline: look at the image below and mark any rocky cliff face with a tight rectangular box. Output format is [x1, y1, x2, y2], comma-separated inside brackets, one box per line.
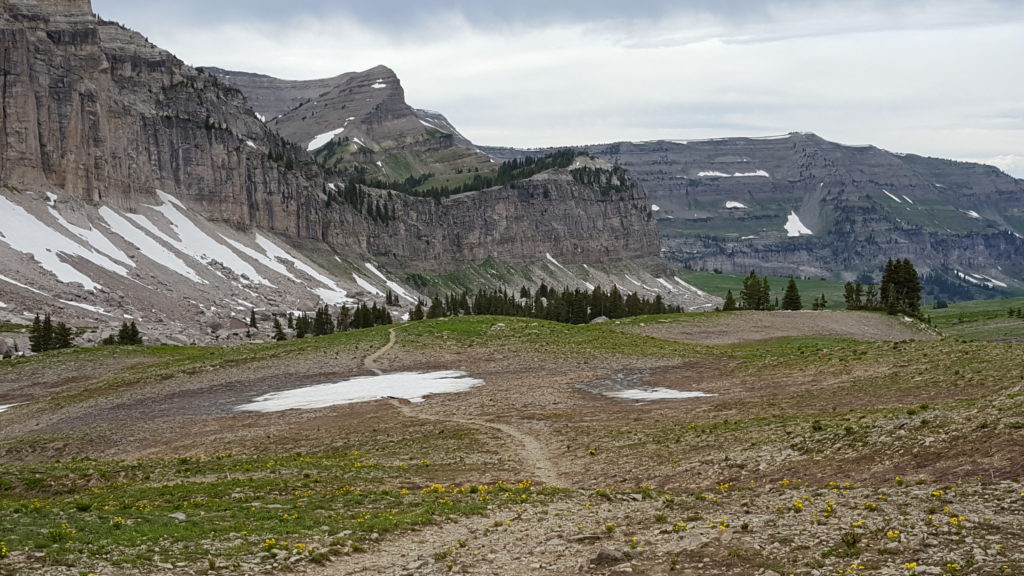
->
[211, 65, 491, 181]
[0, 0, 324, 238]
[0, 0, 670, 338]
[486, 134, 1024, 292]
[0, 0, 657, 263]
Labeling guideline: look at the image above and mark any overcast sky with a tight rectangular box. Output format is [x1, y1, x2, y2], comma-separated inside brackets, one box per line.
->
[92, 0, 1024, 177]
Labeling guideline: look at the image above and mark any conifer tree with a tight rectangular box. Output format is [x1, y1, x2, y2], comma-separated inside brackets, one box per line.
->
[411, 301, 425, 321]
[249, 309, 258, 329]
[53, 322, 73, 349]
[29, 313, 44, 353]
[760, 277, 772, 310]
[782, 278, 802, 311]
[722, 290, 738, 311]
[41, 313, 54, 351]
[273, 317, 287, 341]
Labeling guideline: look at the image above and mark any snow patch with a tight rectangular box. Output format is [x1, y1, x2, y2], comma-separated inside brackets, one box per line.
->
[0, 274, 49, 296]
[307, 127, 345, 152]
[60, 300, 112, 316]
[141, 192, 272, 286]
[255, 112, 266, 122]
[882, 190, 902, 203]
[98, 207, 206, 283]
[604, 388, 716, 402]
[546, 253, 571, 274]
[245, 140, 257, 149]
[49, 208, 133, 267]
[698, 170, 769, 178]
[785, 212, 814, 237]
[236, 371, 484, 412]
[371, 80, 387, 89]
[725, 201, 748, 209]
[656, 278, 677, 292]
[0, 195, 131, 291]
[961, 210, 982, 220]
[902, 195, 914, 205]
[0, 403, 23, 413]
[674, 277, 711, 298]
[651, 204, 661, 212]
[353, 274, 384, 296]
[365, 263, 416, 303]
[955, 270, 1007, 288]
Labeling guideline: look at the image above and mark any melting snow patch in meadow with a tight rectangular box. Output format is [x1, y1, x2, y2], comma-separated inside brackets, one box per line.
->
[605, 388, 716, 402]
[307, 128, 346, 152]
[785, 212, 813, 237]
[0, 403, 22, 413]
[725, 201, 748, 209]
[236, 371, 484, 412]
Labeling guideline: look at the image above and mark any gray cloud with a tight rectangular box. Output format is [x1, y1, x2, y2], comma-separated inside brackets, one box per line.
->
[90, 0, 1024, 177]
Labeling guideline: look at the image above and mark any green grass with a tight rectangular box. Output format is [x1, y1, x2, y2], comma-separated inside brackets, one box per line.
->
[0, 453, 561, 570]
[676, 270, 848, 310]
[928, 297, 1024, 340]
[397, 315, 708, 359]
[0, 321, 30, 333]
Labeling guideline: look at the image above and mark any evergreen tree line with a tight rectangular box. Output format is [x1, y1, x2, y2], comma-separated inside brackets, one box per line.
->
[569, 166, 633, 197]
[844, 258, 922, 317]
[1007, 307, 1024, 319]
[324, 180, 395, 224]
[341, 149, 582, 202]
[101, 321, 144, 346]
[410, 284, 681, 325]
[28, 313, 75, 353]
[722, 272, 826, 312]
[278, 303, 393, 340]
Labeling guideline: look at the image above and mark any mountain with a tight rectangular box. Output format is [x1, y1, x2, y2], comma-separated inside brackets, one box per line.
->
[0, 0, 687, 344]
[209, 65, 491, 182]
[485, 134, 1024, 298]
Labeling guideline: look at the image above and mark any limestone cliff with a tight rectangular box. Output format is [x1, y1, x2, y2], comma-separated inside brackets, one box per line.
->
[0, 0, 659, 267]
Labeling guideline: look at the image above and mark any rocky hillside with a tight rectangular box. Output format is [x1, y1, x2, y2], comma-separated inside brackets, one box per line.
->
[486, 135, 1024, 296]
[0, 0, 685, 341]
[210, 65, 490, 181]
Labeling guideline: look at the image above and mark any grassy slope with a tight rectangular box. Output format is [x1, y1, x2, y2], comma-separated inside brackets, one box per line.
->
[677, 270, 848, 310]
[928, 296, 1024, 341]
[0, 314, 1021, 572]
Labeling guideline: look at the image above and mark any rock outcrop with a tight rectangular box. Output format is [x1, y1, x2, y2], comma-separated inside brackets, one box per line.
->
[0, 0, 658, 264]
[0, 0, 672, 338]
[486, 134, 1024, 293]
[211, 65, 492, 180]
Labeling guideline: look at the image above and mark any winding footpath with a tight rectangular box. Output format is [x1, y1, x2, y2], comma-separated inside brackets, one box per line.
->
[362, 327, 562, 486]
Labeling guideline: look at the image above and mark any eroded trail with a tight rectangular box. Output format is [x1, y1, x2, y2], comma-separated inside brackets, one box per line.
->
[363, 328, 398, 375]
[362, 328, 562, 486]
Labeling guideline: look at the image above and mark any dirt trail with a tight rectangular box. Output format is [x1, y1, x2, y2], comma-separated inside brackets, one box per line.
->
[363, 328, 398, 375]
[361, 327, 562, 486]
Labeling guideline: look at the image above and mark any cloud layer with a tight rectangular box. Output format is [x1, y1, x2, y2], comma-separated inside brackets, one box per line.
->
[92, 0, 1024, 177]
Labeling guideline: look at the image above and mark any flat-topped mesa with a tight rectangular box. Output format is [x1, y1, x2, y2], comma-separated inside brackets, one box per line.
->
[2, 0, 94, 18]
